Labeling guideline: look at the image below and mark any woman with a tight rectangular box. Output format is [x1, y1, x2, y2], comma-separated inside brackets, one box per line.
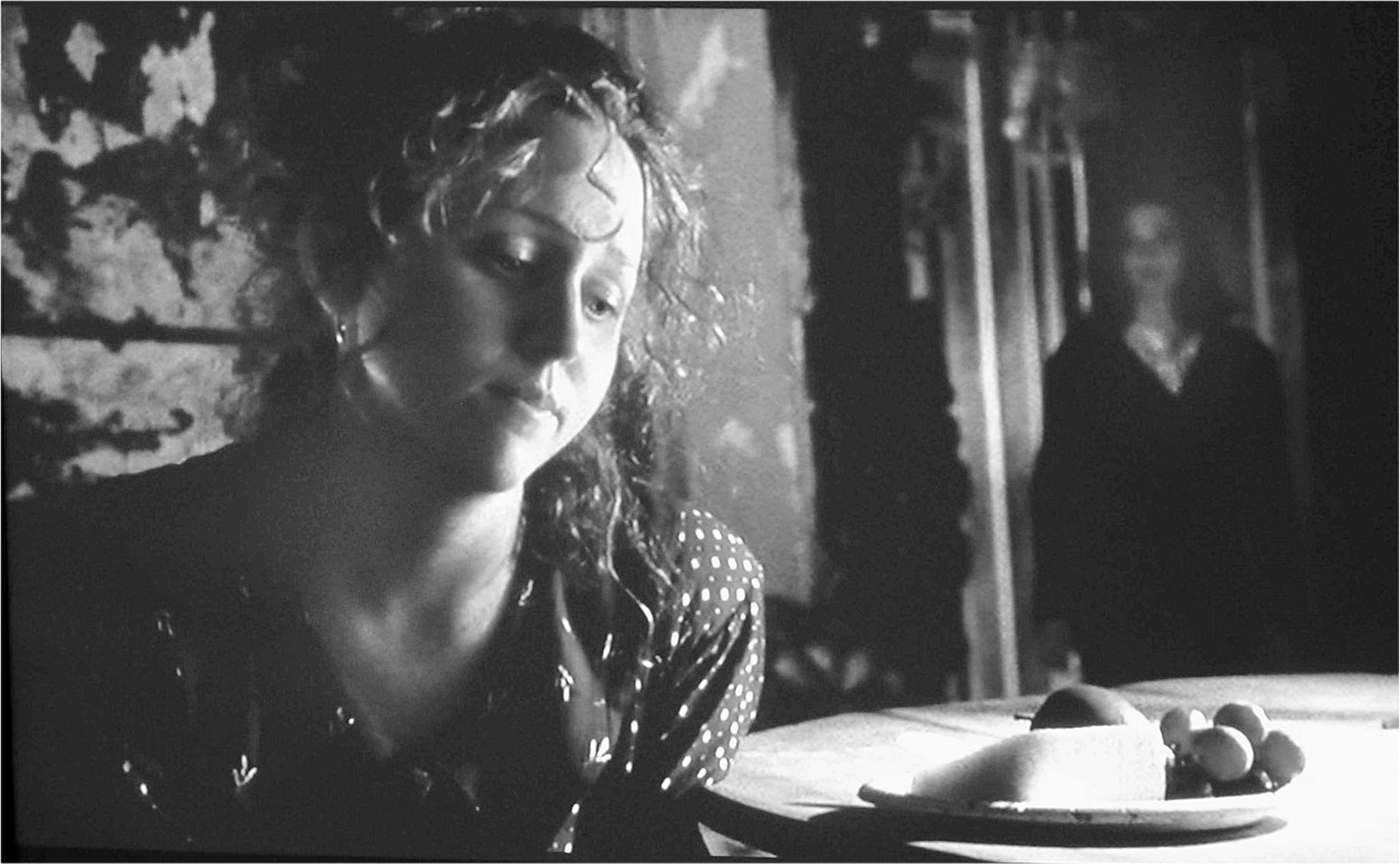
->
[8, 13, 764, 859]
[1031, 194, 1298, 687]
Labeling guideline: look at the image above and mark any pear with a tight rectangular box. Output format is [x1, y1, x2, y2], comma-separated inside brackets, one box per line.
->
[1030, 684, 1149, 730]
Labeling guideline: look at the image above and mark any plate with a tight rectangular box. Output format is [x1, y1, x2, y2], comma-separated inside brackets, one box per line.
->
[857, 780, 1282, 834]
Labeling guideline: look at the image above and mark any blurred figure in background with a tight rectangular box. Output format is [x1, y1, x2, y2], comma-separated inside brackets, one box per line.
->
[1032, 192, 1300, 686]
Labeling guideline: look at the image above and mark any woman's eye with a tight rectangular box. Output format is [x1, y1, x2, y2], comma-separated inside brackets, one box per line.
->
[488, 249, 532, 276]
[585, 291, 619, 319]
[467, 235, 538, 278]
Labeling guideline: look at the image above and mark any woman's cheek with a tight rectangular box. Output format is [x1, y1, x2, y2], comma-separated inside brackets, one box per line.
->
[574, 347, 621, 434]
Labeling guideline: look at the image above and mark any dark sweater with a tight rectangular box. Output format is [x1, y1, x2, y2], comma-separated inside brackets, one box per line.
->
[6, 440, 765, 859]
[1031, 318, 1300, 685]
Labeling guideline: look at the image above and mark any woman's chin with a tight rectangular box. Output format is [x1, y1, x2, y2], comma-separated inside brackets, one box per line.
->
[342, 400, 563, 495]
[420, 433, 556, 495]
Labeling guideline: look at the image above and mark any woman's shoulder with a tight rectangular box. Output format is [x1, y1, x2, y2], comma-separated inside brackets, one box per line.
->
[660, 507, 764, 630]
[1203, 322, 1275, 358]
[1044, 316, 1123, 374]
[1064, 315, 1124, 347]
[11, 443, 274, 569]
[1198, 322, 1281, 382]
[7, 443, 285, 660]
[7, 444, 311, 855]
[671, 508, 763, 591]
[11, 441, 270, 522]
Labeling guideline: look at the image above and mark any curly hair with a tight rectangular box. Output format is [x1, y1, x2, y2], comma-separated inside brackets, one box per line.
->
[249, 11, 721, 628]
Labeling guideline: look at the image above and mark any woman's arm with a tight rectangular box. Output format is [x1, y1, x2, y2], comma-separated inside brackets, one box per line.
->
[575, 508, 765, 857]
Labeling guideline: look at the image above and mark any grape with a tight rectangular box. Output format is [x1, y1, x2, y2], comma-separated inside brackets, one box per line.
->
[1158, 698, 1306, 798]
[1190, 725, 1254, 783]
[1159, 706, 1208, 754]
[1257, 729, 1306, 784]
[1214, 702, 1270, 748]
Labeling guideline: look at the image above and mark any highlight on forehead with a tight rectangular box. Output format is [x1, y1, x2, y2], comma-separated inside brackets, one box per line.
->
[577, 117, 632, 242]
[425, 83, 641, 243]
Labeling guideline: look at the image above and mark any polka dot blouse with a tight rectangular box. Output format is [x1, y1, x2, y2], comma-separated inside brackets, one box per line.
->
[545, 507, 768, 855]
[7, 445, 767, 859]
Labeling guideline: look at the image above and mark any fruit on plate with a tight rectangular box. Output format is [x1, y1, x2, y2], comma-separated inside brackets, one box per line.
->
[1256, 729, 1306, 784]
[1157, 699, 1307, 798]
[1159, 706, 1209, 754]
[908, 725, 1171, 804]
[1189, 725, 1254, 782]
[1030, 684, 1150, 730]
[1213, 702, 1270, 748]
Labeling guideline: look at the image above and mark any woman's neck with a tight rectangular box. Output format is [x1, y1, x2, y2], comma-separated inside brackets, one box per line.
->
[1131, 296, 1183, 343]
[305, 419, 527, 655]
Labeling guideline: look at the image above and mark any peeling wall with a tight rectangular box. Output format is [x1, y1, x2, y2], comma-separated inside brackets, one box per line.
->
[3, 6, 290, 495]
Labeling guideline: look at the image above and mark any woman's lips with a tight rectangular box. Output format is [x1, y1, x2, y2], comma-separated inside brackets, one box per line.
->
[488, 383, 563, 426]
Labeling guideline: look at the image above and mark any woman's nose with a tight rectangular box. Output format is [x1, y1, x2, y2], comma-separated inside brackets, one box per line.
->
[517, 277, 584, 364]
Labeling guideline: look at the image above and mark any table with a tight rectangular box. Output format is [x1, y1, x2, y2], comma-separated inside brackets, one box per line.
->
[694, 674, 1398, 861]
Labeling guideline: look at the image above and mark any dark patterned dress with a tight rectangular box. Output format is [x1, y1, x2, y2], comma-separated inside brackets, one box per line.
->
[8, 441, 765, 859]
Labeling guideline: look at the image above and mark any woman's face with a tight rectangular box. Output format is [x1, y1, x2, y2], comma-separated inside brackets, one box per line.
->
[352, 112, 646, 492]
[1119, 202, 1186, 305]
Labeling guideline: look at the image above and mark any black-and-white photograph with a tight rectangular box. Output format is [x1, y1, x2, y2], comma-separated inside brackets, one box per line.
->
[3, 5, 1395, 861]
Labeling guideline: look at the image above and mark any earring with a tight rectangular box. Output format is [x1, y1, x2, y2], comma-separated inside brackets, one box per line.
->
[334, 318, 353, 351]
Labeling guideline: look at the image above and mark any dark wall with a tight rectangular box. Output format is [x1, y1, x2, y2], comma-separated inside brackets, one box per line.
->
[1271, 5, 1397, 668]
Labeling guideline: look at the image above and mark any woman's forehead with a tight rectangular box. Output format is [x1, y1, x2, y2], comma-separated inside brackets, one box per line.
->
[504, 112, 645, 243]
[532, 113, 635, 183]
[1123, 203, 1181, 243]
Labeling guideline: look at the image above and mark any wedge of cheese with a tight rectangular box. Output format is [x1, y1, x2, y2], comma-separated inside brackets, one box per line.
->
[908, 725, 1171, 804]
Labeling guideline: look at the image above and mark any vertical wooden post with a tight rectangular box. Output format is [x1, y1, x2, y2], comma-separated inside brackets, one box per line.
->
[1012, 155, 1044, 448]
[1067, 127, 1092, 318]
[1034, 114, 1066, 355]
[1064, 10, 1092, 320]
[1242, 52, 1274, 346]
[1013, 151, 1041, 350]
[964, 16, 1020, 699]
